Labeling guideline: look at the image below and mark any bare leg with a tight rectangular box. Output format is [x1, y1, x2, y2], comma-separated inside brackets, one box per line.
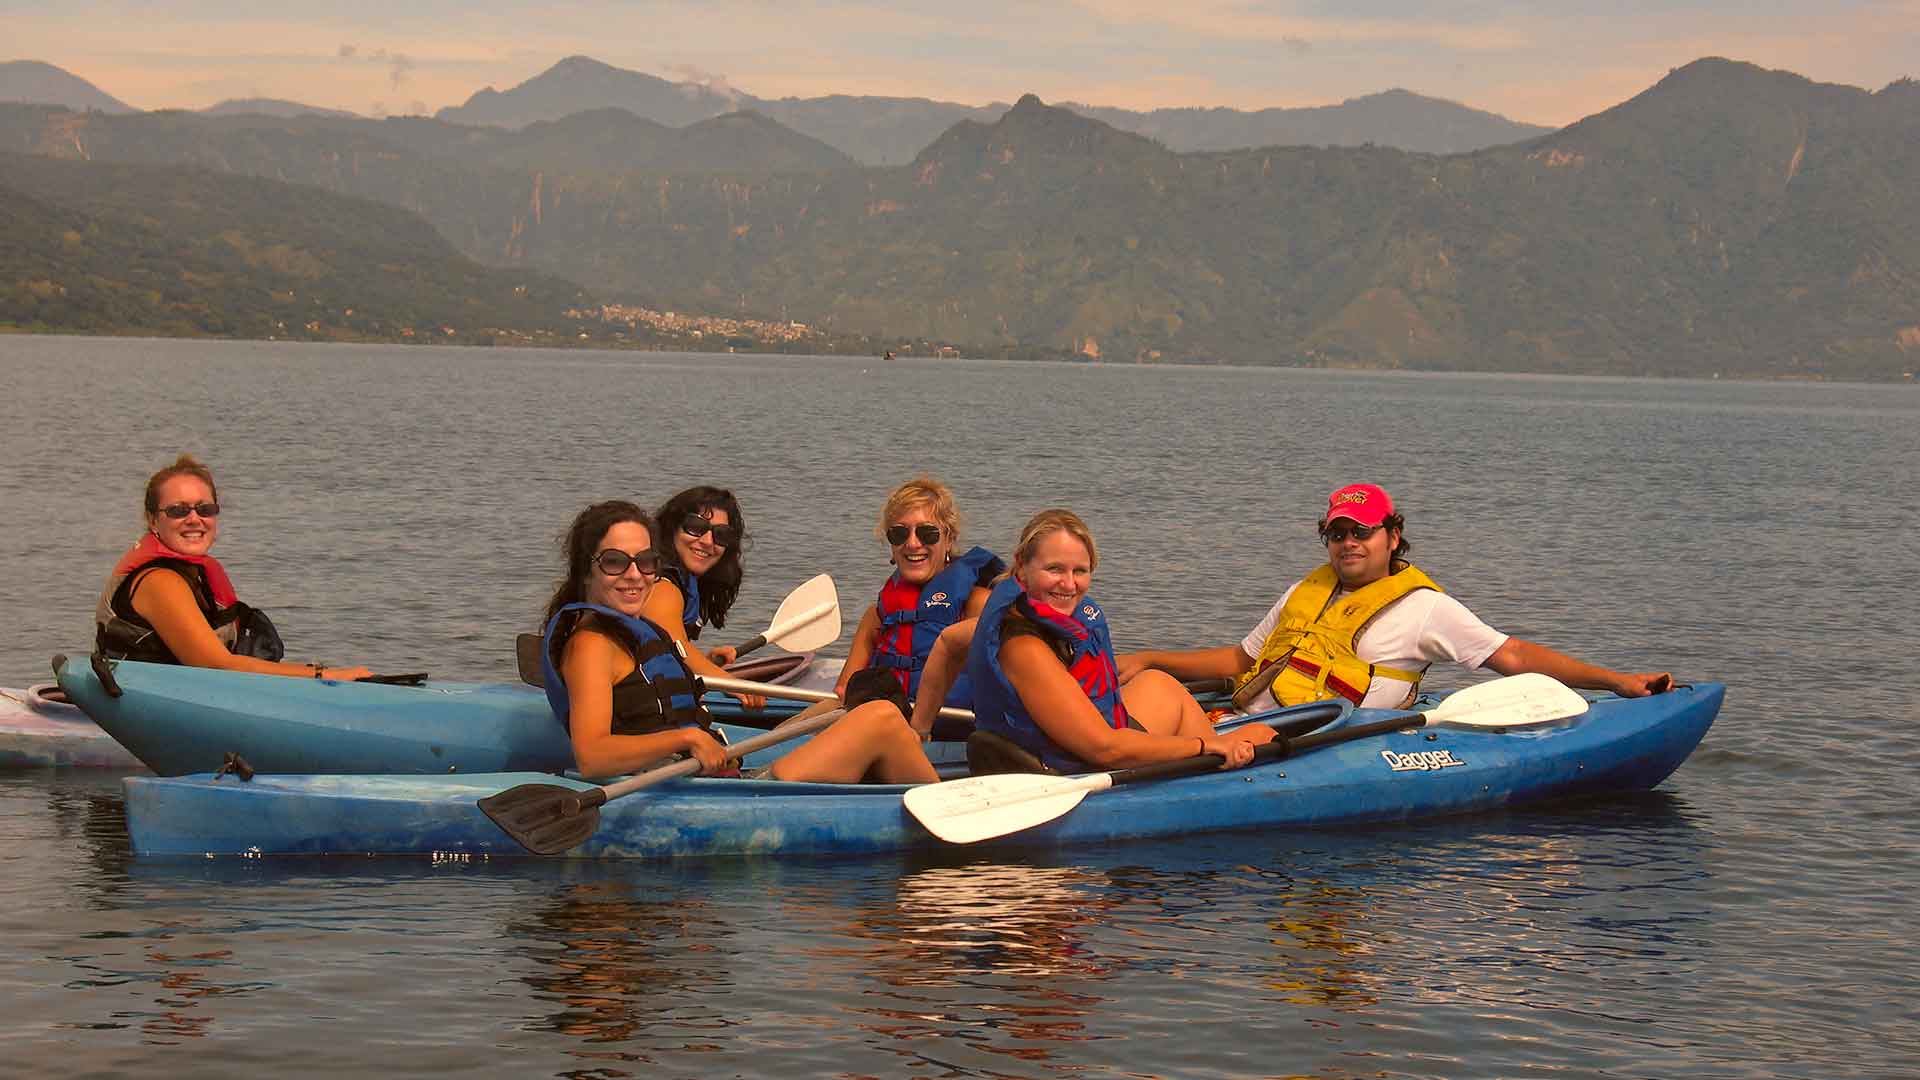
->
[1119, 670, 1211, 736]
[1118, 670, 1276, 745]
[769, 701, 938, 785]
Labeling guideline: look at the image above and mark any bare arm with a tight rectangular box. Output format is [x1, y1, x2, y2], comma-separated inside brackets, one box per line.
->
[1483, 637, 1673, 698]
[560, 628, 726, 779]
[907, 617, 975, 737]
[1116, 644, 1252, 685]
[130, 569, 370, 680]
[642, 578, 764, 710]
[835, 604, 883, 696]
[961, 585, 993, 619]
[1003, 637, 1253, 770]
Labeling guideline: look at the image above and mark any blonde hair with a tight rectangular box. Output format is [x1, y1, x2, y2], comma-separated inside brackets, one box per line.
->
[144, 453, 219, 515]
[878, 475, 961, 543]
[1009, 509, 1098, 575]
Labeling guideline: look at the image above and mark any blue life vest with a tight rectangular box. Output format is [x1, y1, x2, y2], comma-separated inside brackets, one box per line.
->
[661, 567, 703, 639]
[966, 578, 1129, 773]
[872, 545, 1004, 706]
[540, 602, 708, 736]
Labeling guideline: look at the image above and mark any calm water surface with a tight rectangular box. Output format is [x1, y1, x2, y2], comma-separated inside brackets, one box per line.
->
[2, 336, 1917, 1078]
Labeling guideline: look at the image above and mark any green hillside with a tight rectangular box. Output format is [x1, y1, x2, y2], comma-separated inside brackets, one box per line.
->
[0, 152, 591, 342]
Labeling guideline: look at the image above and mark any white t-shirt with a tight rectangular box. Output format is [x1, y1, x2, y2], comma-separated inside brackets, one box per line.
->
[1237, 581, 1509, 712]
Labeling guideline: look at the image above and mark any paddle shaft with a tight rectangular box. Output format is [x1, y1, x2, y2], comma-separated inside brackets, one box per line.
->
[1101, 709, 1415, 788]
[595, 709, 846, 803]
[703, 674, 976, 723]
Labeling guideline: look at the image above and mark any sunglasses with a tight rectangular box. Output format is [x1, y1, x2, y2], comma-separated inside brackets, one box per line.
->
[679, 517, 740, 547]
[886, 523, 943, 546]
[1321, 523, 1383, 544]
[594, 549, 662, 578]
[156, 502, 221, 520]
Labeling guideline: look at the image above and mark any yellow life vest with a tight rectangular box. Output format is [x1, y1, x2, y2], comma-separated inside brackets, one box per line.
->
[1236, 563, 1442, 707]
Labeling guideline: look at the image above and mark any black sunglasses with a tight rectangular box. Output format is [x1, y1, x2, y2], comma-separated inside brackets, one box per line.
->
[1320, 523, 1382, 544]
[594, 549, 662, 577]
[156, 502, 221, 520]
[680, 517, 740, 547]
[886, 523, 943, 546]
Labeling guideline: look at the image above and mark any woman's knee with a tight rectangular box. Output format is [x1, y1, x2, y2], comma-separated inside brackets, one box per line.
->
[1130, 669, 1183, 696]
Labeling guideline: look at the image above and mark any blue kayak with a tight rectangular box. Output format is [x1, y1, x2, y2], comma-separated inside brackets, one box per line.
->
[120, 682, 1723, 859]
[52, 654, 837, 777]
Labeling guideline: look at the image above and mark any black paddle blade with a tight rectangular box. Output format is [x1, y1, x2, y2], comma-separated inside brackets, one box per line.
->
[478, 782, 606, 855]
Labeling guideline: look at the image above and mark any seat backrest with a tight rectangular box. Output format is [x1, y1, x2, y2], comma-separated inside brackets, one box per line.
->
[514, 633, 545, 688]
[965, 730, 1056, 776]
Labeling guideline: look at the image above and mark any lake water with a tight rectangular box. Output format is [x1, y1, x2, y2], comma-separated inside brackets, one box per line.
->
[1, 335, 1916, 1078]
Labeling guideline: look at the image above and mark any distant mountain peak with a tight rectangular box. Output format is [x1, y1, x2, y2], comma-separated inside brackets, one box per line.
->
[554, 55, 618, 74]
[437, 54, 731, 130]
[0, 59, 136, 113]
[202, 97, 357, 119]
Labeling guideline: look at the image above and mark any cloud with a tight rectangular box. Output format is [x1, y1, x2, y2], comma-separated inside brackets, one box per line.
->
[663, 62, 743, 101]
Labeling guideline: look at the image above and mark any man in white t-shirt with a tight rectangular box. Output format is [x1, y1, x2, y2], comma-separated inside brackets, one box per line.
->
[1117, 483, 1673, 711]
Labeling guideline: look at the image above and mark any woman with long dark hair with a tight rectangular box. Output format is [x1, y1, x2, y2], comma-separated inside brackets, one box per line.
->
[646, 486, 762, 709]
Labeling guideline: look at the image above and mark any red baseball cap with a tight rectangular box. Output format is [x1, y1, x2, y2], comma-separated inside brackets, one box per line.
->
[1324, 483, 1394, 527]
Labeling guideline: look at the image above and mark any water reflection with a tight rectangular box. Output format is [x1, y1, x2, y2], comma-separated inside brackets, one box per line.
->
[509, 874, 733, 1065]
[879, 863, 1120, 981]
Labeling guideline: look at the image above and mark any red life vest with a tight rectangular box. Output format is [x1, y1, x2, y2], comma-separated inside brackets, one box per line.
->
[112, 533, 239, 607]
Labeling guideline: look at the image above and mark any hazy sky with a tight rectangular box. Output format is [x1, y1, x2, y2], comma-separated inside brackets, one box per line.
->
[7, 1, 1915, 126]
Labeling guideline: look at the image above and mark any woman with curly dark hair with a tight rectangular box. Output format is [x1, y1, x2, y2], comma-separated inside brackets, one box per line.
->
[646, 486, 761, 709]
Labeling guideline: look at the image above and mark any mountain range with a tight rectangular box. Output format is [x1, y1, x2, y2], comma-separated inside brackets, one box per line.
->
[3, 57, 1916, 379]
[441, 55, 1554, 162]
[4, 55, 1550, 162]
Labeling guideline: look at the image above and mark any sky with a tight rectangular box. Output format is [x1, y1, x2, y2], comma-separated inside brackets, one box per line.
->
[6, 0, 1916, 127]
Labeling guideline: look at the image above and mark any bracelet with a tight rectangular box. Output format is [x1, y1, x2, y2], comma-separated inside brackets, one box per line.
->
[1195, 736, 1206, 757]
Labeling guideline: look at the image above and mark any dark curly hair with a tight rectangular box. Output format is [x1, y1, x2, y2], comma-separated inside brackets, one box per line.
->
[544, 500, 658, 627]
[654, 486, 746, 630]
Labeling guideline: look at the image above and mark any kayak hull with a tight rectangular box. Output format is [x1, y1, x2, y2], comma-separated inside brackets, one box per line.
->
[0, 684, 145, 770]
[54, 655, 833, 777]
[122, 682, 1724, 859]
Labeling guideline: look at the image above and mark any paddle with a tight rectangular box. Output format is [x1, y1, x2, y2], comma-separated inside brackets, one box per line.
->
[702, 674, 976, 724]
[905, 673, 1592, 844]
[480, 708, 847, 855]
[729, 573, 841, 659]
[512, 574, 842, 688]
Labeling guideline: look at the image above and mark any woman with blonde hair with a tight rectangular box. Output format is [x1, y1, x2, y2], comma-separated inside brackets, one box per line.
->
[95, 454, 371, 680]
[914, 510, 1266, 774]
[834, 476, 1002, 735]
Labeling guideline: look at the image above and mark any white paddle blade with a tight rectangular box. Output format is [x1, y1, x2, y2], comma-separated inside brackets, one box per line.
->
[764, 575, 841, 652]
[904, 772, 1112, 844]
[1426, 672, 1590, 729]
